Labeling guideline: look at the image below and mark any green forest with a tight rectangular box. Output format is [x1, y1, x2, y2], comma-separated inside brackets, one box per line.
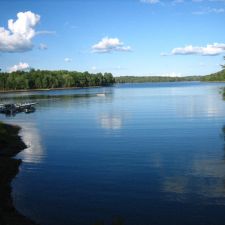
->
[200, 69, 225, 82]
[115, 75, 201, 83]
[0, 57, 224, 91]
[116, 57, 225, 83]
[115, 70, 225, 83]
[0, 70, 115, 91]
[200, 57, 225, 82]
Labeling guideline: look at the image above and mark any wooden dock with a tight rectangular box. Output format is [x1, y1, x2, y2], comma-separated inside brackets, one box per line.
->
[0, 102, 37, 115]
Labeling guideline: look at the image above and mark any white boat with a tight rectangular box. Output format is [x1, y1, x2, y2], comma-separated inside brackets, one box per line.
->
[96, 93, 106, 97]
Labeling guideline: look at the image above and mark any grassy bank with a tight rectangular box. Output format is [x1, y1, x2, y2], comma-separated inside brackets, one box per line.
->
[0, 122, 38, 225]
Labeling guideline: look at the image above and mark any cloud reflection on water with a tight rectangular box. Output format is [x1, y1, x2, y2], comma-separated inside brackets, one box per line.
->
[174, 95, 225, 118]
[18, 122, 44, 164]
[152, 125, 225, 204]
[99, 114, 123, 130]
[161, 157, 225, 202]
[163, 177, 188, 195]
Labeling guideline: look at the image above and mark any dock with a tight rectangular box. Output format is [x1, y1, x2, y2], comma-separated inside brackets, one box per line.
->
[0, 102, 37, 115]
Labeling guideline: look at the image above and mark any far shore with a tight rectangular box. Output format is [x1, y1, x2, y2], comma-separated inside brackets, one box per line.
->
[0, 85, 102, 94]
[0, 122, 38, 225]
[1, 81, 225, 95]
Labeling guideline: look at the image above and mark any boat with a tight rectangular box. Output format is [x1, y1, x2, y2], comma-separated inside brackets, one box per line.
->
[24, 106, 36, 113]
[96, 93, 106, 97]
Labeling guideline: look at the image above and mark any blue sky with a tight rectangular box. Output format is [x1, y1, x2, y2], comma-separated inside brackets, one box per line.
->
[0, 0, 225, 76]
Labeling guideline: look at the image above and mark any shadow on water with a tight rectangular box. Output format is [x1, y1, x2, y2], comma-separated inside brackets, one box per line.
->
[0, 87, 114, 103]
[0, 91, 115, 117]
[0, 93, 97, 102]
[223, 125, 225, 160]
[93, 216, 125, 225]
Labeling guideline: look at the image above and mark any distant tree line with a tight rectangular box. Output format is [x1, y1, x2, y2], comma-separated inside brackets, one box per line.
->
[115, 76, 202, 83]
[115, 71, 225, 83]
[0, 57, 225, 91]
[0, 70, 115, 91]
[116, 57, 225, 83]
[200, 57, 225, 82]
[200, 69, 225, 82]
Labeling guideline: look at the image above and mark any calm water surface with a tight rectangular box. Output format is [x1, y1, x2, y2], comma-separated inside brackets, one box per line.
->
[1, 82, 225, 225]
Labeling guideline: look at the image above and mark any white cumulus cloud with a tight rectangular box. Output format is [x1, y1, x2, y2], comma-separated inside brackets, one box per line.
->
[162, 72, 182, 77]
[39, 43, 48, 50]
[9, 62, 30, 72]
[64, 57, 72, 62]
[172, 0, 185, 4]
[193, 7, 225, 15]
[91, 66, 97, 71]
[163, 43, 225, 56]
[92, 37, 131, 53]
[140, 0, 160, 3]
[0, 11, 40, 53]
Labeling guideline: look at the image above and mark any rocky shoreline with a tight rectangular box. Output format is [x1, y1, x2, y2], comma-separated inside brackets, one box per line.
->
[0, 122, 38, 225]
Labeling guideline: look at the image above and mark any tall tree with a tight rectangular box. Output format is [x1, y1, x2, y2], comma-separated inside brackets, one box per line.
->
[0, 70, 115, 91]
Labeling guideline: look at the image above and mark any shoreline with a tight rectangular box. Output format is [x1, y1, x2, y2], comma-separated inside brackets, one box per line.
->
[0, 85, 102, 94]
[1, 81, 225, 94]
[0, 122, 38, 225]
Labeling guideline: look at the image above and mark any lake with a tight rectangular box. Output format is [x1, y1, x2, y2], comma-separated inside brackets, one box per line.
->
[1, 82, 225, 225]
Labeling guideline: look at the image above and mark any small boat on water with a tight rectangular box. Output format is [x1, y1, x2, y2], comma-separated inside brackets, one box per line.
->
[24, 107, 36, 113]
[96, 93, 106, 97]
